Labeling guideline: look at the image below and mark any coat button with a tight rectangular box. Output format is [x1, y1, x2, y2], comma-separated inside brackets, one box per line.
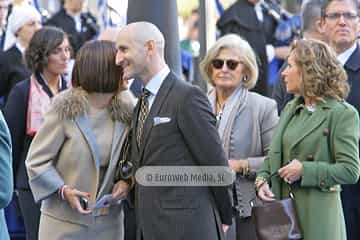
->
[323, 128, 329, 136]
[307, 155, 314, 160]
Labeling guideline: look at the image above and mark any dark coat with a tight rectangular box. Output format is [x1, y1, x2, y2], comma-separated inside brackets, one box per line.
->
[271, 61, 293, 114]
[45, 8, 99, 55]
[340, 44, 360, 240]
[0, 45, 31, 104]
[131, 72, 233, 240]
[217, 0, 278, 97]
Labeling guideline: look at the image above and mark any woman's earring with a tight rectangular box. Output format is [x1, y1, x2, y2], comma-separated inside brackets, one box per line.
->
[243, 75, 248, 82]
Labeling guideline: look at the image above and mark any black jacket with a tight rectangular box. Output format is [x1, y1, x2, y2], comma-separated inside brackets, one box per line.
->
[45, 8, 99, 55]
[0, 45, 31, 105]
[217, 0, 278, 97]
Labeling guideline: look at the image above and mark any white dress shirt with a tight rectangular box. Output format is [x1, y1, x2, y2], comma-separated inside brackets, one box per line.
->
[337, 43, 357, 66]
[144, 65, 170, 110]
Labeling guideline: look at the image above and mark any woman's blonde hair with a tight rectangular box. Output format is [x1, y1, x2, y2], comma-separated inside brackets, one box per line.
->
[291, 39, 349, 100]
[199, 34, 258, 89]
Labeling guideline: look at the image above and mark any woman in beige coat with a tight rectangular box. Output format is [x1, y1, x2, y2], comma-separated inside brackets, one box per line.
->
[26, 40, 135, 240]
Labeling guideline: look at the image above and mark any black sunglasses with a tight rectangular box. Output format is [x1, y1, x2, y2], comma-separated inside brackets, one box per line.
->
[212, 59, 240, 70]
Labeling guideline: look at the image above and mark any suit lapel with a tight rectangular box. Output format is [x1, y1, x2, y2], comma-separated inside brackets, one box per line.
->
[344, 44, 360, 73]
[139, 73, 175, 158]
[97, 121, 128, 198]
[74, 115, 101, 169]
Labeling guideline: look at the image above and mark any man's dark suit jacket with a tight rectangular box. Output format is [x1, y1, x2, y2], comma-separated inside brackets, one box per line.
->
[0, 45, 31, 105]
[339, 44, 360, 240]
[131, 72, 233, 240]
[45, 8, 99, 55]
[271, 61, 292, 114]
[217, 0, 278, 97]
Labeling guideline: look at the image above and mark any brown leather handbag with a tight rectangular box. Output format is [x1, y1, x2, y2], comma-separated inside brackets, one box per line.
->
[252, 172, 303, 240]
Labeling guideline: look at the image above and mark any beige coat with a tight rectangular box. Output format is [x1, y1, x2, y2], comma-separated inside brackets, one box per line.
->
[25, 88, 135, 239]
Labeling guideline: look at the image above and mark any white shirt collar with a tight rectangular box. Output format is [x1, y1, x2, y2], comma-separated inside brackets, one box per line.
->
[71, 14, 82, 32]
[15, 42, 26, 54]
[255, 1, 264, 22]
[145, 65, 170, 96]
[337, 44, 357, 66]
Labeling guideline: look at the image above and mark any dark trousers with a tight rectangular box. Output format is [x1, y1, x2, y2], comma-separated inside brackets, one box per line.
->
[124, 201, 136, 240]
[235, 215, 257, 240]
[341, 183, 360, 240]
[17, 189, 41, 240]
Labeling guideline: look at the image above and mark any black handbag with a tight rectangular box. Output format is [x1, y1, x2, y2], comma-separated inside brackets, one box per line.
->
[114, 130, 134, 181]
[252, 172, 303, 240]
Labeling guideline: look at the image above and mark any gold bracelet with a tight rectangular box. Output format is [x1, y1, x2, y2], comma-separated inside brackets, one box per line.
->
[255, 177, 267, 192]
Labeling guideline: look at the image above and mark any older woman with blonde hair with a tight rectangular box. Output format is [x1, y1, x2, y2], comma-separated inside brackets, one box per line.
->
[256, 39, 360, 240]
[200, 34, 279, 240]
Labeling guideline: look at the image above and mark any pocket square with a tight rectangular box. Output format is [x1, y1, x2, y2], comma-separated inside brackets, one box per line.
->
[153, 117, 171, 126]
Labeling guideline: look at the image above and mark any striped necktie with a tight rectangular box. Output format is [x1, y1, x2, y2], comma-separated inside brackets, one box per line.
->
[136, 89, 151, 147]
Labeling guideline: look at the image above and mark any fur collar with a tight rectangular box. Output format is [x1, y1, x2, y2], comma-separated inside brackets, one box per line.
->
[52, 87, 135, 126]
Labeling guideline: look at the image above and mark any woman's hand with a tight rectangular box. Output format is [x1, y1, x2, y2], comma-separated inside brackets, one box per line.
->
[278, 159, 303, 184]
[257, 181, 275, 202]
[228, 159, 249, 175]
[111, 180, 130, 203]
[63, 187, 92, 215]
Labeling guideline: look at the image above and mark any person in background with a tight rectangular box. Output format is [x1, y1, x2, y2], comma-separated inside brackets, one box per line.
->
[46, 0, 99, 56]
[0, 4, 41, 106]
[272, 0, 326, 114]
[217, 0, 289, 97]
[200, 34, 278, 240]
[257, 39, 360, 240]
[0, 111, 13, 240]
[319, 1, 360, 239]
[3, 26, 70, 240]
[26, 40, 135, 240]
[180, 9, 200, 57]
[0, 0, 10, 52]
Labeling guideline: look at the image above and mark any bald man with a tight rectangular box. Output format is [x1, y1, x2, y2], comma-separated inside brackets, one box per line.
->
[116, 22, 233, 240]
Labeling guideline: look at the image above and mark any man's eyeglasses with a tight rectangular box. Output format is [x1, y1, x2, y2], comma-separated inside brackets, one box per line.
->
[211, 59, 241, 70]
[324, 12, 359, 21]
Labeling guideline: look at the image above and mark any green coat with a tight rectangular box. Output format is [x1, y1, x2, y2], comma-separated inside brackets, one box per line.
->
[258, 97, 360, 240]
[0, 111, 13, 240]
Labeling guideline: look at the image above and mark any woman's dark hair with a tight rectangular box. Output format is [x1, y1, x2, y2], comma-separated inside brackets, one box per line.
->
[25, 26, 69, 73]
[71, 40, 122, 93]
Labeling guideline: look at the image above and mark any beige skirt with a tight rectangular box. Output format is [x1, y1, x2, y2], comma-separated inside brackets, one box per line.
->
[38, 212, 124, 240]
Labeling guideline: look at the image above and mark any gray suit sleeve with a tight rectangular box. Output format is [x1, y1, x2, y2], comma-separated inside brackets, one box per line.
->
[178, 86, 233, 225]
[26, 109, 65, 203]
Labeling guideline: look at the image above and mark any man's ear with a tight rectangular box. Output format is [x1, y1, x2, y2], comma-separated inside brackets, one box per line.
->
[144, 40, 156, 55]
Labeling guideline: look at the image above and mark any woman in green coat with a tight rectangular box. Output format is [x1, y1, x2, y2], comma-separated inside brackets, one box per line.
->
[256, 39, 360, 240]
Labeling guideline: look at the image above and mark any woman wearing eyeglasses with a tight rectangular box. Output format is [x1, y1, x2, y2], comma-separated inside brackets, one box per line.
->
[200, 34, 279, 240]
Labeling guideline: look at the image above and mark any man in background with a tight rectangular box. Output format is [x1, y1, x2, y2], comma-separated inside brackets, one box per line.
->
[46, 0, 99, 55]
[319, 1, 360, 239]
[272, 0, 325, 114]
[0, 0, 10, 52]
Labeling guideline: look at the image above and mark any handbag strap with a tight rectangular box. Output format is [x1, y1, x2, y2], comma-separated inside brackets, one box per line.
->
[257, 171, 294, 200]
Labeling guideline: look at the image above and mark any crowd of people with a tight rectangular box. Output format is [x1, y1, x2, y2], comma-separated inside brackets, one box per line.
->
[0, 0, 359, 240]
